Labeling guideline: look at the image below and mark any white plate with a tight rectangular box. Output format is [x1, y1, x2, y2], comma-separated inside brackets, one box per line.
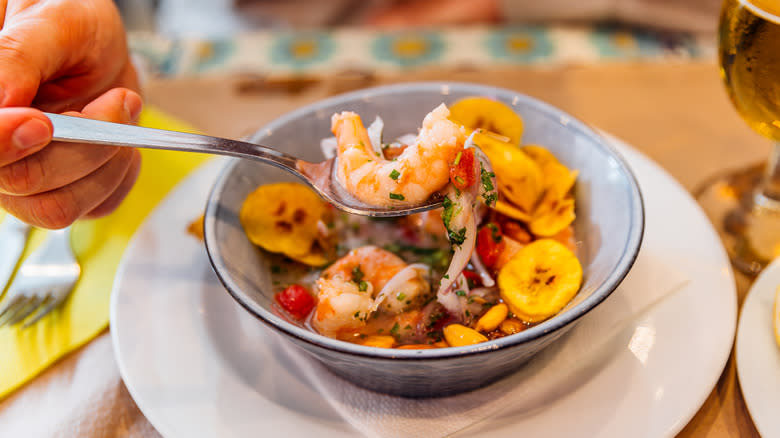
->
[736, 257, 780, 437]
[111, 136, 737, 438]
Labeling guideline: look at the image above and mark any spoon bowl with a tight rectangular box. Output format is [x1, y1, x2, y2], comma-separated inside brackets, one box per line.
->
[46, 113, 442, 217]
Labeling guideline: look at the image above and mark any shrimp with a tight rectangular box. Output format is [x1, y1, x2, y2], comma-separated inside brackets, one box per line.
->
[331, 104, 466, 207]
[311, 246, 430, 338]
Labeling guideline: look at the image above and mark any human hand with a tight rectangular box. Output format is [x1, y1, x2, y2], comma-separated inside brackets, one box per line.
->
[365, 0, 501, 28]
[0, 0, 141, 229]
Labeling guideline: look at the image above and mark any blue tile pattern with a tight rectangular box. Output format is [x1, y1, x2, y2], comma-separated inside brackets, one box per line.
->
[128, 25, 713, 78]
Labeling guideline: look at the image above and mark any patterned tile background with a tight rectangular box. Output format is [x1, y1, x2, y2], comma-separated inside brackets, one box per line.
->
[129, 25, 716, 78]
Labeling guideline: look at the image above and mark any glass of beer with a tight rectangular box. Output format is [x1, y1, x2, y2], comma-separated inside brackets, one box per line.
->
[696, 0, 780, 275]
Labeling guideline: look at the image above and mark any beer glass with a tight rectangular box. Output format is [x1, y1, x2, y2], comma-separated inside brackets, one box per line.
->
[696, 0, 780, 275]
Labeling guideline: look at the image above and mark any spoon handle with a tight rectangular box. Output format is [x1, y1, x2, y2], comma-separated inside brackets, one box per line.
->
[45, 112, 301, 172]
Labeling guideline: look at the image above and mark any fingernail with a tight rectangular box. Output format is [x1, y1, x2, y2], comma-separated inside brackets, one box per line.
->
[12, 118, 51, 150]
[123, 92, 143, 123]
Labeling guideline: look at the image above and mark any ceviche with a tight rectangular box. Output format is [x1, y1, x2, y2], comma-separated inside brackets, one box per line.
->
[238, 97, 582, 349]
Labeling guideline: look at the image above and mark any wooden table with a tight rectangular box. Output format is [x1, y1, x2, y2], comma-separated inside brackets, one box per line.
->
[143, 61, 764, 437]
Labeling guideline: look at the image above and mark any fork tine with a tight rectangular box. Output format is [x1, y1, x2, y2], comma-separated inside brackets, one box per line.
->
[4, 296, 41, 326]
[0, 295, 26, 324]
[0, 296, 33, 327]
[1, 225, 81, 329]
[7, 295, 46, 326]
[21, 295, 58, 328]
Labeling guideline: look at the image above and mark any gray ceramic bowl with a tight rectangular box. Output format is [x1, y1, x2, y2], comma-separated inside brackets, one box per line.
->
[204, 82, 644, 398]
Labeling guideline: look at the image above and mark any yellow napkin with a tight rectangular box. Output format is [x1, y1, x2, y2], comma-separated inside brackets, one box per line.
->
[0, 106, 211, 399]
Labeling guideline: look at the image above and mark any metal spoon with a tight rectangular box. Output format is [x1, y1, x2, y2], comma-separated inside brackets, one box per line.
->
[46, 113, 442, 217]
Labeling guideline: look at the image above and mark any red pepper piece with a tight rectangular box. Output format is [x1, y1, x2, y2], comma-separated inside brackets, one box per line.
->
[275, 284, 316, 320]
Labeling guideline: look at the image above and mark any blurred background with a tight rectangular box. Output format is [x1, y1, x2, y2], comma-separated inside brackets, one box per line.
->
[116, 0, 722, 36]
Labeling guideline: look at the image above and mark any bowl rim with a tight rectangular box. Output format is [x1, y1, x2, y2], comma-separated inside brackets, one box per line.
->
[204, 81, 645, 360]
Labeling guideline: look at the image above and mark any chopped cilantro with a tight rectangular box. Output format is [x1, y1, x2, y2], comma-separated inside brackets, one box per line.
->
[397, 292, 407, 301]
[483, 192, 498, 206]
[453, 150, 463, 166]
[359, 281, 368, 292]
[390, 322, 400, 337]
[487, 223, 502, 243]
[448, 227, 467, 246]
[455, 290, 466, 297]
[441, 196, 454, 227]
[389, 192, 405, 201]
[480, 165, 497, 206]
[427, 312, 444, 328]
[352, 265, 364, 283]
[389, 169, 400, 180]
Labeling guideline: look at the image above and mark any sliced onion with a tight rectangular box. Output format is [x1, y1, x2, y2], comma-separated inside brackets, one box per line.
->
[437, 289, 463, 317]
[469, 252, 495, 287]
[366, 116, 385, 157]
[436, 187, 477, 315]
[372, 263, 429, 313]
[454, 272, 471, 295]
[320, 136, 338, 159]
[470, 143, 498, 208]
[468, 287, 498, 298]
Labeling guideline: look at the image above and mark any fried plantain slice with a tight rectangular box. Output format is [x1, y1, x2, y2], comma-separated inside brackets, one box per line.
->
[530, 194, 576, 237]
[240, 182, 331, 266]
[522, 145, 578, 200]
[494, 199, 533, 222]
[542, 162, 578, 201]
[498, 239, 583, 323]
[448, 97, 524, 145]
[521, 145, 559, 168]
[475, 134, 544, 212]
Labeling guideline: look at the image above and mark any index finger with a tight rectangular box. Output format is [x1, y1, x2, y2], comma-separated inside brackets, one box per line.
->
[0, 107, 52, 166]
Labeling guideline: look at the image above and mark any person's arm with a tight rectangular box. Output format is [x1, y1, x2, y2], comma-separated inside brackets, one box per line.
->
[366, 0, 501, 28]
[0, 0, 142, 229]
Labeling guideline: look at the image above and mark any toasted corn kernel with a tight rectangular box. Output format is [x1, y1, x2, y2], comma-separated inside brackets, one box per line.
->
[396, 344, 435, 350]
[359, 335, 396, 348]
[443, 324, 488, 347]
[433, 340, 449, 348]
[499, 318, 527, 335]
[474, 303, 509, 332]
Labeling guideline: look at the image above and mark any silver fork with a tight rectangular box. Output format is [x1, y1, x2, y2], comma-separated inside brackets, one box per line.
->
[0, 227, 81, 328]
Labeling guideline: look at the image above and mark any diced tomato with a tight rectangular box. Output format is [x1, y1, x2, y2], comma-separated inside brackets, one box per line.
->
[461, 269, 483, 288]
[449, 148, 477, 191]
[401, 225, 419, 243]
[476, 222, 506, 269]
[275, 284, 315, 320]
